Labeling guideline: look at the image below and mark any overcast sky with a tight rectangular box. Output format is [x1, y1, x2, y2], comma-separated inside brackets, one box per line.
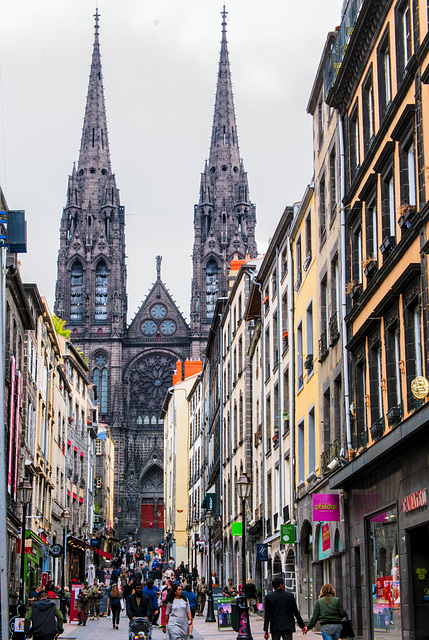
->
[0, 0, 343, 324]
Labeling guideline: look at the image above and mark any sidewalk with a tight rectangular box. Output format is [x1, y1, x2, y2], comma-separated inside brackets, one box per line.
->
[60, 610, 321, 640]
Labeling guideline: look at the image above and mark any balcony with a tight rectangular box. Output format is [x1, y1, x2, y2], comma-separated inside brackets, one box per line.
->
[321, 438, 340, 474]
[329, 314, 340, 346]
[319, 331, 329, 361]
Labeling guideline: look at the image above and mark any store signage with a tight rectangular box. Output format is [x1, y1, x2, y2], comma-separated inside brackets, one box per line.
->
[231, 521, 243, 536]
[280, 524, 295, 544]
[256, 544, 268, 562]
[313, 494, 340, 521]
[402, 489, 427, 513]
[322, 523, 330, 552]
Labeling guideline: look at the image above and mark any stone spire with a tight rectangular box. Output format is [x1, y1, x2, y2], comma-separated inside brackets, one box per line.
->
[77, 8, 111, 181]
[190, 6, 257, 360]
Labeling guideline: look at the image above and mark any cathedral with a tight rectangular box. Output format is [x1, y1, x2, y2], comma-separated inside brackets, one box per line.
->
[55, 8, 256, 544]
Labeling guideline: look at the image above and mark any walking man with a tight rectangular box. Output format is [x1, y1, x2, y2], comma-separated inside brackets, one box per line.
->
[264, 578, 307, 640]
[24, 590, 64, 640]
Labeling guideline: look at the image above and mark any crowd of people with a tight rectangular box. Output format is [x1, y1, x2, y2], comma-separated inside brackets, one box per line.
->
[23, 540, 350, 640]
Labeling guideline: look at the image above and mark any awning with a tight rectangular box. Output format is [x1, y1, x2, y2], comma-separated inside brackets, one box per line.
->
[96, 549, 112, 560]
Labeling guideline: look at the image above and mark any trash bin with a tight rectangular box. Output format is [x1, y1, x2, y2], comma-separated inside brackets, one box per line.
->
[230, 599, 240, 632]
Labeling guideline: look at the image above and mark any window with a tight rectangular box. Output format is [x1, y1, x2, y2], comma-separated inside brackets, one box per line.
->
[352, 226, 363, 284]
[297, 322, 303, 390]
[385, 309, 402, 414]
[368, 334, 384, 428]
[206, 259, 219, 320]
[318, 93, 324, 148]
[399, 135, 417, 209]
[403, 290, 422, 411]
[298, 420, 305, 484]
[95, 261, 108, 321]
[349, 102, 360, 180]
[266, 394, 271, 450]
[265, 326, 270, 378]
[381, 171, 396, 241]
[354, 352, 368, 448]
[319, 174, 326, 243]
[295, 236, 302, 289]
[323, 389, 331, 451]
[330, 258, 340, 344]
[333, 375, 342, 441]
[365, 196, 378, 260]
[320, 276, 329, 357]
[306, 303, 314, 375]
[363, 70, 375, 153]
[308, 408, 315, 475]
[377, 30, 392, 119]
[304, 212, 312, 269]
[70, 261, 83, 321]
[273, 312, 278, 367]
[95, 439, 103, 455]
[396, 0, 413, 79]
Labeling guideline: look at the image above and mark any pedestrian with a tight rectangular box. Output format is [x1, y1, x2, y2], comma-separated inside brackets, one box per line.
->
[264, 577, 307, 640]
[245, 578, 258, 612]
[24, 589, 64, 640]
[108, 583, 122, 630]
[120, 568, 129, 589]
[143, 578, 160, 625]
[98, 567, 106, 584]
[89, 578, 103, 619]
[304, 583, 347, 640]
[76, 581, 91, 626]
[223, 578, 237, 597]
[196, 577, 208, 615]
[126, 582, 153, 621]
[160, 580, 172, 627]
[111, 566, 120, 584]
[191, 566, 198, 590]
[163, 583, 193, 640]
[182, 583, 198, 631]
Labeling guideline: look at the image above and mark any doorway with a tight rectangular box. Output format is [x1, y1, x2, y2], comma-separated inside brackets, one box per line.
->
[409, 524, 429, 640]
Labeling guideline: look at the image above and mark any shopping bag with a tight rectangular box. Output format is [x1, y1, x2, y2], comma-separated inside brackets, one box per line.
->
[340, 619, 355, 638]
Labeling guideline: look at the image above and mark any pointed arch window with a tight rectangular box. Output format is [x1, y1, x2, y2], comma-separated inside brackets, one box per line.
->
[70, 261, 83, 321]
[95, 261, 108, 321]
[93, 354, 108, 418]
[206, 259, 219, 321]
[137, 415, 143, 425]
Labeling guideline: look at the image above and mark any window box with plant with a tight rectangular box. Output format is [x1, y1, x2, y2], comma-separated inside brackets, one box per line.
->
[380, 235, 396, 256]
[346, 281, 362, 302]
[363, 255, 378, 280]
[370, 417, 384, 441]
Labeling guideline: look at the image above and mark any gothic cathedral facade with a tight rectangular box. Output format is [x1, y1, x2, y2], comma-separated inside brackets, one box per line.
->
[55, 9, 256, 543]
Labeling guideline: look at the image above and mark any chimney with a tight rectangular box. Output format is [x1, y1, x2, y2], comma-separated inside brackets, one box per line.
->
[183, 360, 203, 379]
[172, 360, 182, 385]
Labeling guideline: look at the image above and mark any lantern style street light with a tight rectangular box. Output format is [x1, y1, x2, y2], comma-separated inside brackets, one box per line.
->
[205, 510, 216, 622]
[18, 479, 33, 604]
[60, 510, 70, 617]
[82, 521, 90, 582]
[236, 473, 253, 640]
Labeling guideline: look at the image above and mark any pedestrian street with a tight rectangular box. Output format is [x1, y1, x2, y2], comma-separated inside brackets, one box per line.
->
[60, 609, 322, 640]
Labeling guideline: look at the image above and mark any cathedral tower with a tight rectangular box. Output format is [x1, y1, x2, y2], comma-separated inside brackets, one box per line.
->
[190, 7, 257, 359]
[55, 10, 127, 426]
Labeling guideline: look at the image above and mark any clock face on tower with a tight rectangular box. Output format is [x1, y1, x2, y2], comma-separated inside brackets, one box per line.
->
[151, 304, 167, 319]
[141, 320, 157, 336]
[160, 319, 176, 335]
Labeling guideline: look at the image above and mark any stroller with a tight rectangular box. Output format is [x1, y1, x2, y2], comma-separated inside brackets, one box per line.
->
[129, 617, 152, 640]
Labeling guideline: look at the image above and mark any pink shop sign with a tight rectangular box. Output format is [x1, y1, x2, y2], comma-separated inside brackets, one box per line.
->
[313, 494, 340, 522]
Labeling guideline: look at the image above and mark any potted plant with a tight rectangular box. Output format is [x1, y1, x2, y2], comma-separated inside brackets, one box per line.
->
[362, 255, 377, 280]
[346, 281, 362, 302]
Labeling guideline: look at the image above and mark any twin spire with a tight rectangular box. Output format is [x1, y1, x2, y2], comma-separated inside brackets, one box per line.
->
[78, 7, 111, 177]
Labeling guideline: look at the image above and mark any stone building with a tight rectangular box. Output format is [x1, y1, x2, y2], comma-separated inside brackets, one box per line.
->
[54, 12, 191, 544]
[190, 9, 258, 360]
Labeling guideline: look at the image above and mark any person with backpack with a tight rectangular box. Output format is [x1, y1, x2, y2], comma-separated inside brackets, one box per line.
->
[24, 590, 64, 640]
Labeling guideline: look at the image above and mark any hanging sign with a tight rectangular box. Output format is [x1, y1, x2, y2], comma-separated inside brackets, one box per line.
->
[256, 544, 268, 562]
[313, 494, 340, 521]
[280, 524, 295, 544]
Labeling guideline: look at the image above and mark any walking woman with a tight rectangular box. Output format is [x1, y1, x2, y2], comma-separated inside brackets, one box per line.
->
[305, 583, 347, 640]
[162, 584, 193, 640]
[108, 583, 122, 630]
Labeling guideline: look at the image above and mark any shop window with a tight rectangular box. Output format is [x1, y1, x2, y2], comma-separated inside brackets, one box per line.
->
[368, 508, 401, 638]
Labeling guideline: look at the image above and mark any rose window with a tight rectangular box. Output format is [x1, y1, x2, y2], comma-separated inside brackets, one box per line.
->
[129, 353, 177, 413]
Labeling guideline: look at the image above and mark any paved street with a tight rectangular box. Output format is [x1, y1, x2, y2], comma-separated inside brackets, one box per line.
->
[60, 610, 321, 640]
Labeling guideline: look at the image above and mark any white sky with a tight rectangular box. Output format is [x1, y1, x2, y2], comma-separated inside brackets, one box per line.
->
[0, 0, 343, 324]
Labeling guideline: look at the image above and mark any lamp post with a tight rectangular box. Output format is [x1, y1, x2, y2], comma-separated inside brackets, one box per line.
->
[18, 479, 33, 604]
[205, 510, 216, 622]
[60, 510, 70, 617]
[236, 473, 252, 640]
[192, 520, 199, 589]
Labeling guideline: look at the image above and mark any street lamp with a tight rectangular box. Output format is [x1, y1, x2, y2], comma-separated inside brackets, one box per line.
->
[205, 510, 216, 622]
[60, 510, 70, 617]
[236, 473, 252, 640]
[191, 520, 199, 588]
[18, 479, 33, 604]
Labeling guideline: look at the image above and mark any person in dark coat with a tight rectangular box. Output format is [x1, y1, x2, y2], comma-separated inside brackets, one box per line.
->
[264, 578, 307, 640]
[126, 582, 153, 621]
[24, 590, 64, 640]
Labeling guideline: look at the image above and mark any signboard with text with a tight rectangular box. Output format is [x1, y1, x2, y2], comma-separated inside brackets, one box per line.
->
[280, 524, 295, 544]
[313, 494, 340, 521]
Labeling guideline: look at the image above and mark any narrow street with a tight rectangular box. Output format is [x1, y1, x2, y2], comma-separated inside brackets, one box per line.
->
[60, 610, 322, 640]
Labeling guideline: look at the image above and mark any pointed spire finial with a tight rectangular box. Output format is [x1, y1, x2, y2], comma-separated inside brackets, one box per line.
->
[221, 5, 228, 35]
[94, 7, 100, 36]
[156, 255, 162, 280]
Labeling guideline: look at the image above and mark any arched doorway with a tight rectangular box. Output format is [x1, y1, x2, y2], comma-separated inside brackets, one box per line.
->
[139, 465, 164, 547]
[273, 553, 282, 579]
[285, 548, 296, 593]
[299, 521, 314, 620]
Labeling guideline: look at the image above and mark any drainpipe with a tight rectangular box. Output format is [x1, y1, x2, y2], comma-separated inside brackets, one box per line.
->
[339, 114, 352, 450]
[288, 236, 298, 603]
[218, 313, 224, 585]
[252, 275, 265, 580]
[276, 248, 283, 528]
[228, 312, 232, 579]
[0, 246, 9, 639]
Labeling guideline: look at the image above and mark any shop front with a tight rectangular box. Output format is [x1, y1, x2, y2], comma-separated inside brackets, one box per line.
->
[330, 402, 429, 640]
